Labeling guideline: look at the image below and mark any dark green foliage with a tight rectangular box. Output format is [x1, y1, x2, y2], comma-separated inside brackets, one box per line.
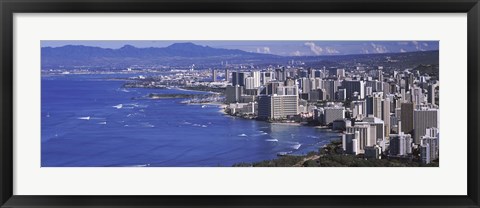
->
[233, 139, 440, 167]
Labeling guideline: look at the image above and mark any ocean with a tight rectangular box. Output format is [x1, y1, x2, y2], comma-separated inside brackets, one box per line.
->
[41, 73, 341, 167]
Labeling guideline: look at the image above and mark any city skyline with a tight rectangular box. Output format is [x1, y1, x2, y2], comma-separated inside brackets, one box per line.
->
[41, 40, 440, 167]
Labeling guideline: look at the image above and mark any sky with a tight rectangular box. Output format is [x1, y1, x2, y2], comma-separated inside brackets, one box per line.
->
[41, 40, 439, 56]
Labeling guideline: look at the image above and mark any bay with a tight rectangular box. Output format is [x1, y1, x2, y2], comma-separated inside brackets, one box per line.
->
[41, 73, 341, 167]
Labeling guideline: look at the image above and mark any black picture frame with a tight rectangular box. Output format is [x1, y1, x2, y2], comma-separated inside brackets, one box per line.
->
[1, 0, 479, 207]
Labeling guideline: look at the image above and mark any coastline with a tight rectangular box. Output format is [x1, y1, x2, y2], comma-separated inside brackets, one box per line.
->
[173, 86, 221, 95]
[187, 102, 227, 114]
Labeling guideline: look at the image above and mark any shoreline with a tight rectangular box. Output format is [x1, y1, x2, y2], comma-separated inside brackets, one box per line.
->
[187, 102, 227, 114]
[173, 87, 221, 95]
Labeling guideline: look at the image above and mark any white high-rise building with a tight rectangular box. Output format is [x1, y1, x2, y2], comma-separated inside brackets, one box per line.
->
[251, 71, 261, 88]
[260, 71, 273, 85]
[346, 123, 375, 153]
[245, 77, 255, 90]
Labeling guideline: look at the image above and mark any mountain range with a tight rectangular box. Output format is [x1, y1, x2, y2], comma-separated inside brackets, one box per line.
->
[41, 42, 277, 68]
[41, 42, 439, 70]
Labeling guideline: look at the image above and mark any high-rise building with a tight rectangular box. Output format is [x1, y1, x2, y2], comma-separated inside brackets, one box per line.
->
[225, 85, 243, 103]
[275, 67, 288, 81]
[323, 107, 345, 125]
[264, 81, 283, 95]
[365, 86, 373, 97]
[382, 97, 391, 137]
[400, 103, 414, 135]
[389, 132, 413, 156]
[322, 79, 340, 101]
[245, 77, 255, 90]
[225, 69, 230, 82]
[342, 132, 356, 154]
[342, 80, 365, 100]
[300, 78, 312, 93]
[362, 117, 384, 142]
[352, 100, 367, 119]
[211, 69, 217, 82]
[336, 68, 345, 79]
[251, 71, 261, 88]
[427, 84, 437, 105]
[277, 85, 297, 96]
[420, 143, 431, 164]
[413, 108, 439, 144]
[314, 70, 326, 78]
[364, 145, 382, 159]
[260, 71, 273, 85]
[257, 94, 298, 120]
[308, 89, 326, 102]
[346, 124, 375, 153]
[232, 72, 248, 87]
[366, 80, 383, 93]
[421, 136, 439, 161]
[372, 92, 383, 118]
[336, 89, 346, 101]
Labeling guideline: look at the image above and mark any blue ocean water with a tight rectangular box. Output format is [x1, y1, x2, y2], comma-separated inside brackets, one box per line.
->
[41, 74, 341, 167]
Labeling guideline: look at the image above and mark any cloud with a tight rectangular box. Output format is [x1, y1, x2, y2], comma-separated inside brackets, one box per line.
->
[400, 48, 407, 53]
[263, 47, 271, 54]
[370, 43, 388, 53]
[397, 42, 409, 45]
[325, 47, 340, 54]
[422, 42, 429, 47]
[256, 47, 271, 54]
[412, 41, 426, 51]
[291, 51, 302, 56]
[361, 48, 370, 54]
[304, 42, 323, 55]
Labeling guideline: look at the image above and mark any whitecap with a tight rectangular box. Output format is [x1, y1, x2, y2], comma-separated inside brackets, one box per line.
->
[98, 121, 107, 125]
[113, 104, 123, 109]
[128, 164, 150, 167]
[77, 116, 90, 120]
[265, 139, 278, 142]
[238, 134, 247, 137]
[291, 143, 302, 150]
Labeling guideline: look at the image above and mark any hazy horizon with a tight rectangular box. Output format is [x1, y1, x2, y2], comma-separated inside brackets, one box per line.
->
[41, 40, 439, 57]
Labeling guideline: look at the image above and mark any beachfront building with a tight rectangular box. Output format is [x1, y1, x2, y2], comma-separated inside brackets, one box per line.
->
[257, 94, 298, 120]
[225, 85, 243, 103]
[323, 106, 345, 125]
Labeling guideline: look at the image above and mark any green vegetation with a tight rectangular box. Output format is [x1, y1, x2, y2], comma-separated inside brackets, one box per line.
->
[233, 156, 304, 167]
[232, 139, 439, 167]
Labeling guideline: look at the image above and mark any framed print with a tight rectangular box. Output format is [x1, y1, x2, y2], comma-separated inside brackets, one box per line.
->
[1, 0, 479, 207]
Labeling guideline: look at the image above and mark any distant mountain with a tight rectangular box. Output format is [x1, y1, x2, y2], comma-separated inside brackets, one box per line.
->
[41, 42, 277, 68]
[41, 42, 439, 71]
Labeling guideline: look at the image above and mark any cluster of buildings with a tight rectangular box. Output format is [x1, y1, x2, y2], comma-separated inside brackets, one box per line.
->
[218, 65, 439, 165]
